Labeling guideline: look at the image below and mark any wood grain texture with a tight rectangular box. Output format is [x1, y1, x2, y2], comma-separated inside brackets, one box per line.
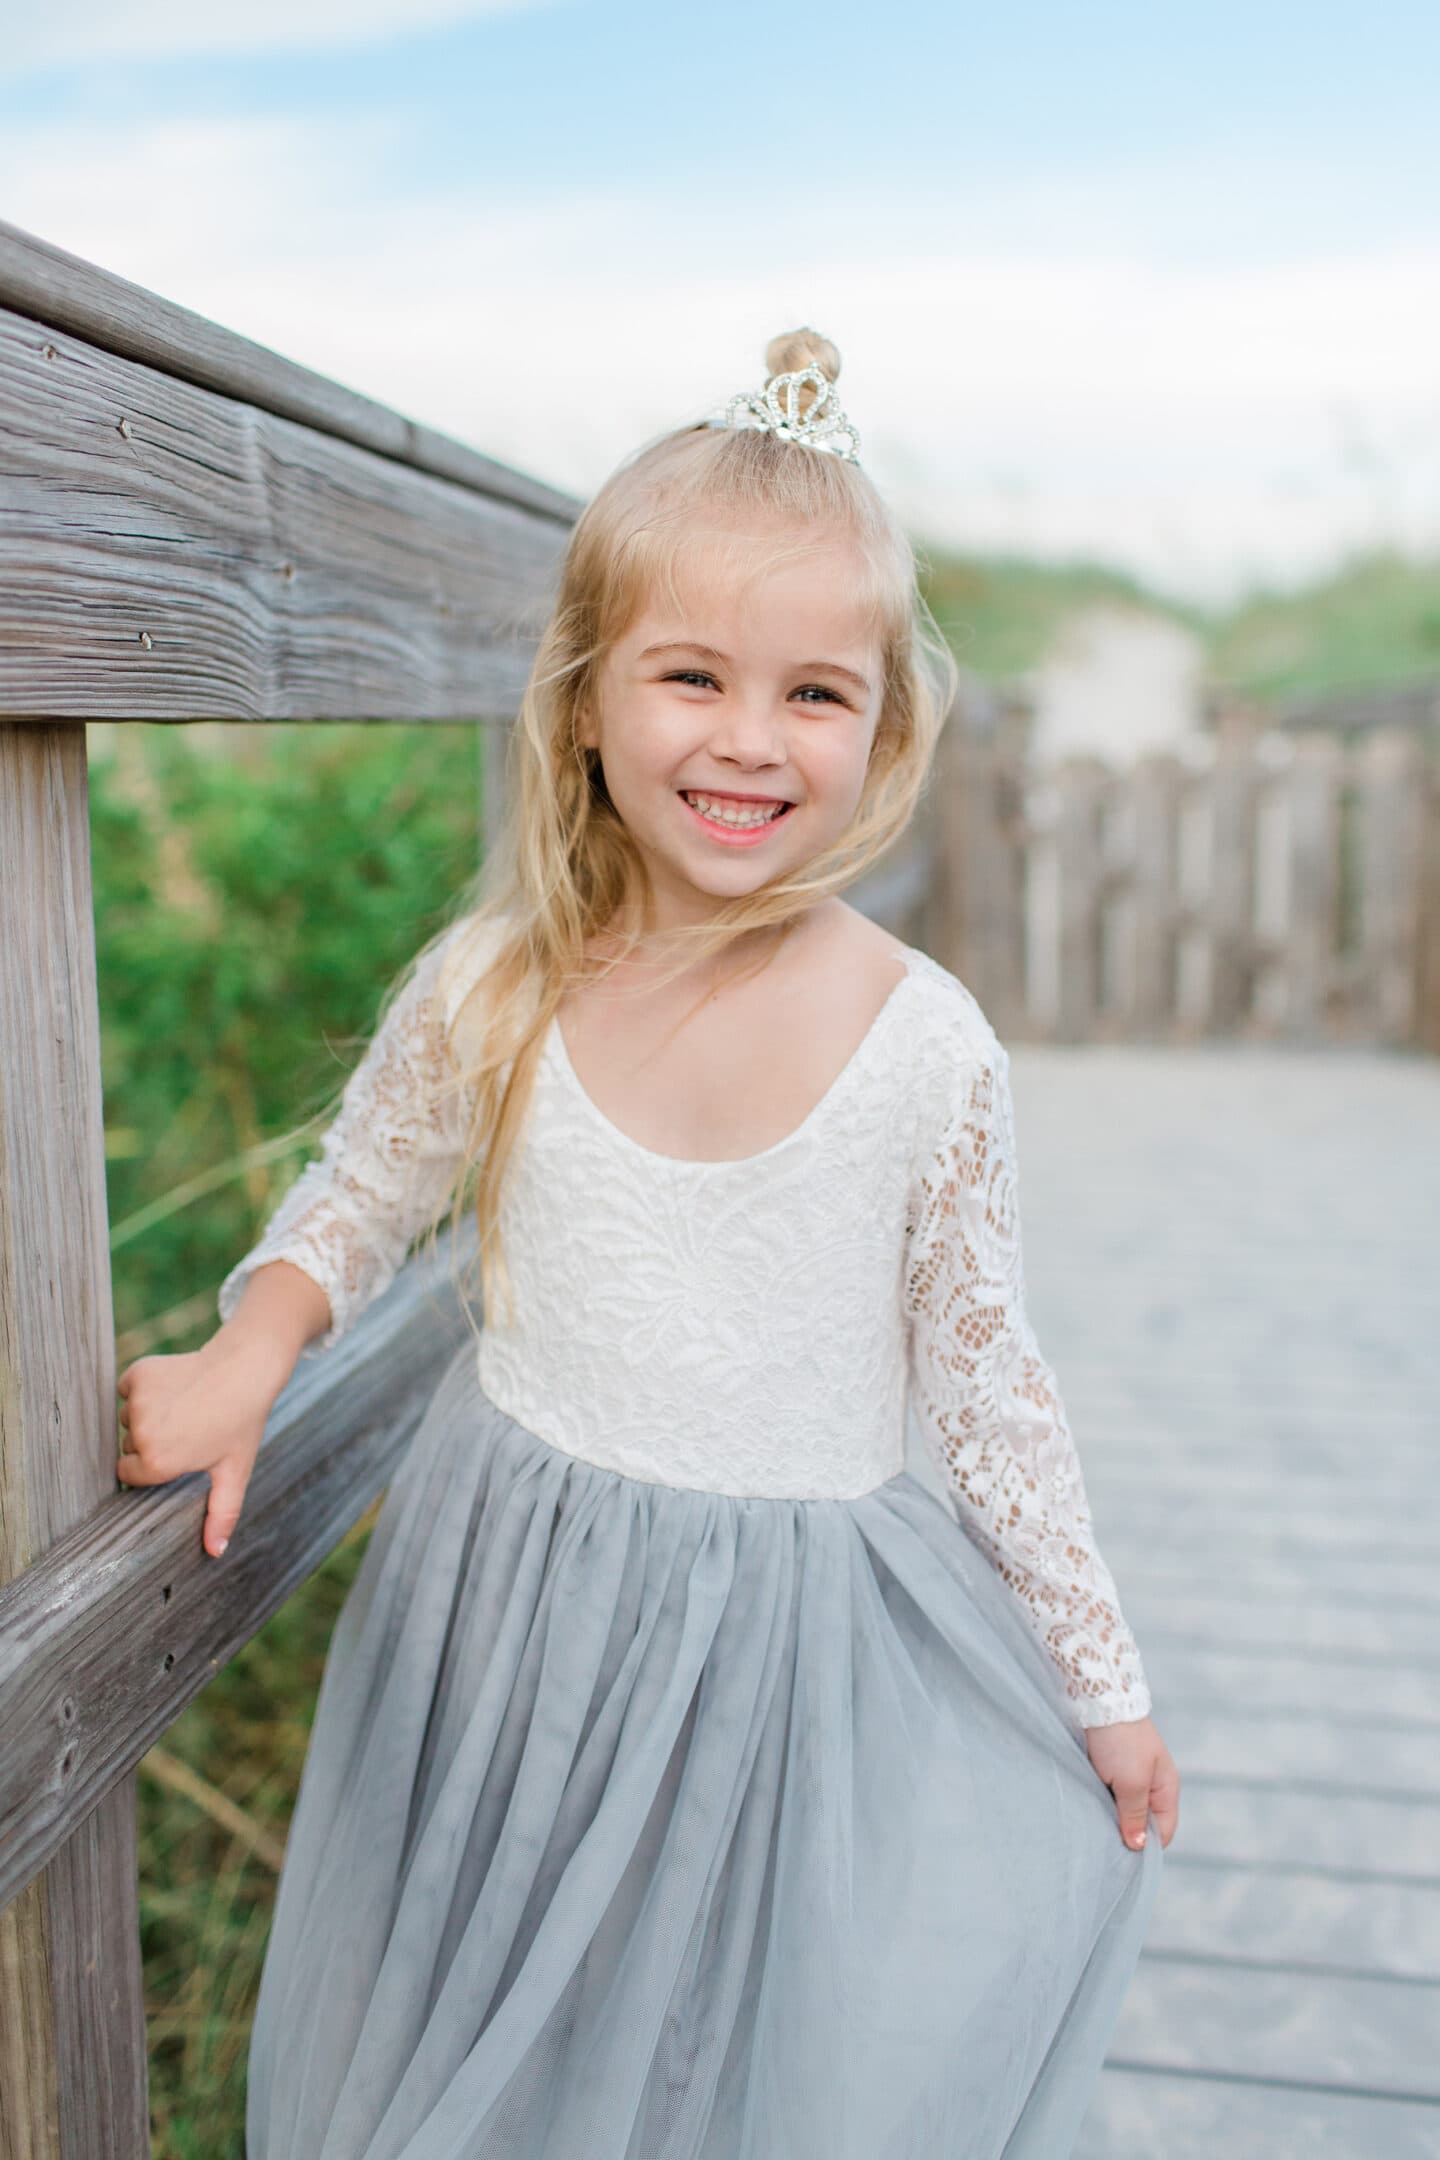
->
[0, 1225, 479, 1912]
[0, 724, 146, 2156]
[926, 691, 1029, 1038]
[0, 302, 572, 723]
[0, 217, 581, 527]
[0, 730, 125, 1561]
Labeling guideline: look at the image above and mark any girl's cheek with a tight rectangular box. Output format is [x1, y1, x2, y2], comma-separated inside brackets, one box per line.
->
[805, 746, 871, 811]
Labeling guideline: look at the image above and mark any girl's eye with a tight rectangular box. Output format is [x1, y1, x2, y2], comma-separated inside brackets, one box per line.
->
[661, 671, 845, 706]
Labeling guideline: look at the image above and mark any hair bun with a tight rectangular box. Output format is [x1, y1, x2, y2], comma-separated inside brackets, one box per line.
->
[762, 328, 841, 418]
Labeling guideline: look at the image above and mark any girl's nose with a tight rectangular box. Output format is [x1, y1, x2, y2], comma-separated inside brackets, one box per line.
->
[707, 701, 786, 766]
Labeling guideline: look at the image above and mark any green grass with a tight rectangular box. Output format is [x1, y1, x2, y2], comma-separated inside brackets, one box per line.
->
[1202, 545, 1440, 706]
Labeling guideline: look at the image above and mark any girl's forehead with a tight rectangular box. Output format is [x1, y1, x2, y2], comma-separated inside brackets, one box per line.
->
[621, 528, 880, 648]
[662, 519, 864, 586]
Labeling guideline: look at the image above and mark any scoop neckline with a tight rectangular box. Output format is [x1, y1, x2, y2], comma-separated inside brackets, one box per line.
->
[545, 946, 922, 1172]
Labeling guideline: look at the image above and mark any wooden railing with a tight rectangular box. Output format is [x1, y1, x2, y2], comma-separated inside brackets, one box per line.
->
[0, 218, 938, 2157]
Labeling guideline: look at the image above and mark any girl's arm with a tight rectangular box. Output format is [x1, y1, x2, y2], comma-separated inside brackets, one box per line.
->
[215, 1258, 334, 1381]
[903, 1039, 1153, 1734]
[216, 929, 474, 1357]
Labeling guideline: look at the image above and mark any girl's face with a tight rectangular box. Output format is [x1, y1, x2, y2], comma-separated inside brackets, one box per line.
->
[579, 523, 885, 930]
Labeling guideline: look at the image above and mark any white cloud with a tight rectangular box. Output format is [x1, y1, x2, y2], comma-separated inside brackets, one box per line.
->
[4, 109, 1437, 606]
[2, 0, 547, 74]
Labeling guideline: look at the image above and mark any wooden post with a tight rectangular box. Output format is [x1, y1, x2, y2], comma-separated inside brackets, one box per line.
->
[1207, 709, 1262, 1031]
[0, 723, 149, 2159]
[1173, 758, 1215, 1036]
[1095, 776, 1138, 1036]
[1051, 754, 1108, 1043]
[930, 690, 1028, 1037]
[1357, 726, 1428, 1045]
[1281, 731, 1342, 1040]
[1417, 744, 1440, 1056]
[1130, 751, 1182, 1036]
[1020, 781, 1061, 1038]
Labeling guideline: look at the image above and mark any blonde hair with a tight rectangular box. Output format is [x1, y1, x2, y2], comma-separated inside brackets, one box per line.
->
[306, 329, 957, 1343]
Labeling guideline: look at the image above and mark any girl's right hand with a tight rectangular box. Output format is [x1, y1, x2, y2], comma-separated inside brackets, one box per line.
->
[116, 1329, 291, 1559]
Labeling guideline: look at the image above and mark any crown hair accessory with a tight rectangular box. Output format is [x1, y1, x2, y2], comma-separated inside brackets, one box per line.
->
[708, 363, 861, 464]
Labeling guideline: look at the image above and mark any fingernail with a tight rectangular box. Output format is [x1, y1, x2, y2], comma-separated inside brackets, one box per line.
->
[1130, 1830, 1146, 1848]
[214, 1538, 228, 1555]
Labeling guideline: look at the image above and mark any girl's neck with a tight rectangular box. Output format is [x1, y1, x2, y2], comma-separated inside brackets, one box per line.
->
[590, 896, 819, 997]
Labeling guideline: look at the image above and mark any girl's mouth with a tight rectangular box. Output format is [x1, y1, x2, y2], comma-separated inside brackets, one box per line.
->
[678, 789, 796, 847]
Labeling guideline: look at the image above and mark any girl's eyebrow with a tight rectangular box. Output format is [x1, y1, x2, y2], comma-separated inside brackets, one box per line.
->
[637, 639, 873, 695]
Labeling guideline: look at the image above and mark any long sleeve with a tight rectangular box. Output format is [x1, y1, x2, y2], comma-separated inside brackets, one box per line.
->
[217, 933, 475, 1355]
[903, 1039, 1152, 1731]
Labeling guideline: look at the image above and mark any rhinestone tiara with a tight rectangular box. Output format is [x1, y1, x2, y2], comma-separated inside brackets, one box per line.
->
[706, 363, 861, 465]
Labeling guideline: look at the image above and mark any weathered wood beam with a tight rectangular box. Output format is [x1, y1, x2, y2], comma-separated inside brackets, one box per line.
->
[0, 1226, 479, 1917]
[0, 301, 576, 725]
[0, 722, 146, 2157]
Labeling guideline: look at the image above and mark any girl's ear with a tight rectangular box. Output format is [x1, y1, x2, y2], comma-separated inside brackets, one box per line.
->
[574, 698, 597, 751]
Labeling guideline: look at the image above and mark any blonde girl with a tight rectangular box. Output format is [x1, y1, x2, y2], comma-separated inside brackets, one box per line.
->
[118, 327, 1179, 2160]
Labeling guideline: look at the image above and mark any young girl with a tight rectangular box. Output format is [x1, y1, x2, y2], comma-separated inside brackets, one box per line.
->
[117, 328, 1180, 2160]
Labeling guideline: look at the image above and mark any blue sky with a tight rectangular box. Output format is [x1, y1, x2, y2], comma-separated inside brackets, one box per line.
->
[4, 0, 1438, 601]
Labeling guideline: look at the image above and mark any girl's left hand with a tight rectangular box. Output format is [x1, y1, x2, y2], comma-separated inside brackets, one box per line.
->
[1084, 1715, 1180, 1852]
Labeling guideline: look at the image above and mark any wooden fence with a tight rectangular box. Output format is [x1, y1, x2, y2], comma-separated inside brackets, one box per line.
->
[929, 697, 1440, 1052]
[0, 218, 936, 2157]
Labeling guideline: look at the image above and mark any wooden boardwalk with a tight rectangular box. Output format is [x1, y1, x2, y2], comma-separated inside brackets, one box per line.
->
[983, 1040, 1440, 2156]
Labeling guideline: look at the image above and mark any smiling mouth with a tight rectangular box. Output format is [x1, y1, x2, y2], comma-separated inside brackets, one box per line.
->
[678, 789, 795, 831]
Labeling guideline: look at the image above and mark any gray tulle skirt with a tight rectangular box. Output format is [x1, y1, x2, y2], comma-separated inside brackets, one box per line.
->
[246, 1342, 1161, 2160]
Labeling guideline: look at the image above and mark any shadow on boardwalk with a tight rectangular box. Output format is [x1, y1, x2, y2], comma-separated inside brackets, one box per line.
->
[999, 1042, 1440, 2158]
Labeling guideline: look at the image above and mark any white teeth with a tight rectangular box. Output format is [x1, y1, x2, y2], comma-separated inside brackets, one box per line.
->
[682, 792, 788, 829]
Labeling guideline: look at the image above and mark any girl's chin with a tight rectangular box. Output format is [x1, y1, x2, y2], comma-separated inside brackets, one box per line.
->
[637, 844, 799, 912]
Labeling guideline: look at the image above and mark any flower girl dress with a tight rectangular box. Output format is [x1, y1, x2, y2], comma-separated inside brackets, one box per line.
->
[223, 914, 1161, 2160]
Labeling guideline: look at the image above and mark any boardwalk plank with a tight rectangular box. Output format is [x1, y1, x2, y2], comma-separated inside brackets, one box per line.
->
[1145, 1707, 1440, 1795]
[1088, 1493, 1437, 1551]
[1165, 1783, 1440, 1875]
[1121, 1591, 1438, 1662]
[1105, 1961, 1440, 2096]
[1140, 1644, 1438, 1723]
[1076, 2069, 1440, 2160]
[1110, 1552, 1440, 1609]
[1144, 1865, 1440, 1979]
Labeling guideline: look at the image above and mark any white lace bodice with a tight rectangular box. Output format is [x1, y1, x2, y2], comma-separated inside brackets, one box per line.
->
[217, 916, 1152, 1730]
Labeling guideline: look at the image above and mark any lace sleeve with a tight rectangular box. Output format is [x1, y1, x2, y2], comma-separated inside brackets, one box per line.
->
[216, 933, 474, 1354]
[904, 1041, 1152, 1731]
